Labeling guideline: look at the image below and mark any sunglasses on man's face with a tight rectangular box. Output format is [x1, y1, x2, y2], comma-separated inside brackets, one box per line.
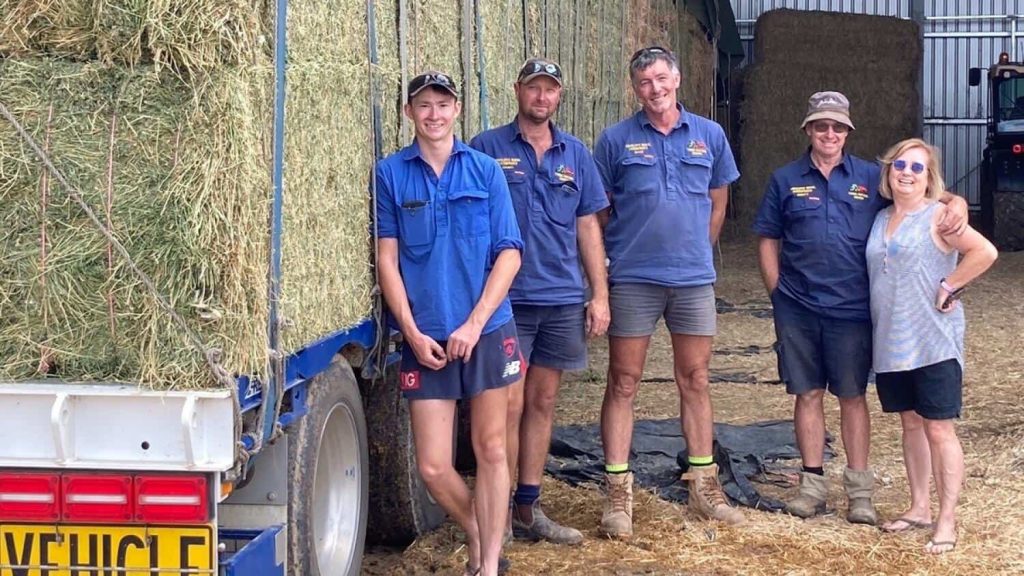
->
[519, 60, 562, 80]
[811, 121, 850, 134]
[629, 46, 669, 65]
[892, 159, 926, 174]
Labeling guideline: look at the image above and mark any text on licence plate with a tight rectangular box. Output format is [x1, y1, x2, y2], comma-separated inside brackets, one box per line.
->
[0, 524, 213, 576]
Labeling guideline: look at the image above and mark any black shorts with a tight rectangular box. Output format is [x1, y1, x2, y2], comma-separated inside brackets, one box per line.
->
[875, 358, 962, 420]
[399, 320, 522, 400]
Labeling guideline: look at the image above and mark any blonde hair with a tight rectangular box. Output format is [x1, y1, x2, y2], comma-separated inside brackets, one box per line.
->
[878, 138, 946, 200]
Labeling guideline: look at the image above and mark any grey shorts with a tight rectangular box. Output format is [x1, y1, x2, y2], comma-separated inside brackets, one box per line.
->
[512, 303, 587, 371]
[609, 283, 716, 337]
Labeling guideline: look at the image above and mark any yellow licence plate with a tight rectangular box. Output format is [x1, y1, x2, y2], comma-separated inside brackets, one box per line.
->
[0, 524, 213, 576]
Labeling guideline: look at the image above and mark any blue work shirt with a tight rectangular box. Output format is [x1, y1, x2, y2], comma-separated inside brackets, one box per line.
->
[376, 139, 524, 340]
[753, 151, 889, 321]
[594, 104, 738, 287]
[470, 119, 609, 305]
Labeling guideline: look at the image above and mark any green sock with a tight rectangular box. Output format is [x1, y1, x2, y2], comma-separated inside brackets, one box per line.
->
[605, 462, 629, 474]
[688, 455, 714, 468]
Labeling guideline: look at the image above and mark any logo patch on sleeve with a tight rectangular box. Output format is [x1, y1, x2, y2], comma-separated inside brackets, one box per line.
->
[400, 370, 421, 390]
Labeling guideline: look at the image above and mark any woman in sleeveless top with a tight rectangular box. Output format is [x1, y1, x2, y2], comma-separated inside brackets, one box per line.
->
[866, 138, 998, 554]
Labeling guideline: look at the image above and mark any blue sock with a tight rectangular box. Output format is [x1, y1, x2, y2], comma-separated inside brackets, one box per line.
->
[513, 483, 541, 507]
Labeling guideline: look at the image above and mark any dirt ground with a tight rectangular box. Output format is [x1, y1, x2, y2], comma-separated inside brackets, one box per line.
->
[363, 229, 1024, 575]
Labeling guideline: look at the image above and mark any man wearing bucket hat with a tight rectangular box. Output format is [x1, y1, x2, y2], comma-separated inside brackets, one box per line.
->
[593, 46, 742, 538]
[753, 91, 968, 526]
[376, 70, 523, 576]
[471, 57, 609, 546]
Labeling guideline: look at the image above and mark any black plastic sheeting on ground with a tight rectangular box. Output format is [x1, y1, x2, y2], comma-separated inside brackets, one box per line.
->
[546, 419, 834, 512]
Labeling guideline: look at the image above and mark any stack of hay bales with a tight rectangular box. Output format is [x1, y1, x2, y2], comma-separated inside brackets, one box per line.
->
[0, 0, 715, 389]
[735, 9, 922, 225]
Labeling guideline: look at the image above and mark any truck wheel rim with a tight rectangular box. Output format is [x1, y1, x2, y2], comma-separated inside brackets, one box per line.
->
[313, 402, 361, 574]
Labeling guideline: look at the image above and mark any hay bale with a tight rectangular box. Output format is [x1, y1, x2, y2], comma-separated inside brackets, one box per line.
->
[735, 9, 922, 226]
[0, 0, 269, 69]
[0, 58, 271, 386]
[280, 0, 374, 350]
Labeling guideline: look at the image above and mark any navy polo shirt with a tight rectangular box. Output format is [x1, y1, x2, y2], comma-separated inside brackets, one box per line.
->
[375, 139, 524, 340]
[470, 119, 609, 305]
[753, 151, 889, 321]
[594, 104, 739, 287]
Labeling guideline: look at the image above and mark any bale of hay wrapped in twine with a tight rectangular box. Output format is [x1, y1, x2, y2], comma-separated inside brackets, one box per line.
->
[735, 9, 922, 225]
[1, 0, 714, 389]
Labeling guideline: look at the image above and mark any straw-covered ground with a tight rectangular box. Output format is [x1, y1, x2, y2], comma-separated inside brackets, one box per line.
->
[364, 228, 1024, 575]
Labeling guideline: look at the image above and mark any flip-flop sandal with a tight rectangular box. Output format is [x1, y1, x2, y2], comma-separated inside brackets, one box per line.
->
[925, 539, 957, 554]
[881, 517, 934, 532]
[464, 556, 511, 575]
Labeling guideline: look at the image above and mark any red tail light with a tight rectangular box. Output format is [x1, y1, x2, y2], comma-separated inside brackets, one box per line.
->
[0, 472, 60, 522]
[135, 475, 209, 524]
[1013, 144, 1024, 155]
[62, 474, 133, 522]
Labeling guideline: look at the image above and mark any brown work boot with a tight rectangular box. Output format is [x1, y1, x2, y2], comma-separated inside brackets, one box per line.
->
[512, 502, 584, 545]
[784, 472, 828, 518]
[680, 463, 745, 525]
[843, 467, 878, 526]
[599, 472, 634, 539]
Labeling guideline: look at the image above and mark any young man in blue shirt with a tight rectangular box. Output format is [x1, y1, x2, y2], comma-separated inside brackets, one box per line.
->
[754, 91, 967, 527]
[471, 57, 610, 545]
[593, 47, 743, 538]
[376, 71, 524, 576]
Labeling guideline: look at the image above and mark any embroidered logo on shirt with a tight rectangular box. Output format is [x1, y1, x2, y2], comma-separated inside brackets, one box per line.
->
[686, 139, 709, 157]
[625, 142, 655, 160]
[554, 164, 576, 182]
[790, 185, 817, 198]
[399, 370, 421, 391]
[848, 184, 869, 200]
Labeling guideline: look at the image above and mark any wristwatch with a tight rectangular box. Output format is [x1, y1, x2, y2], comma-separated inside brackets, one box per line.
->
[940, 278, 964, 298]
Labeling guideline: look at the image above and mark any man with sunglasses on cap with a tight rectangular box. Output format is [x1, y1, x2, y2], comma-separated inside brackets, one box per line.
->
[470, 57, 609, 546]
[593, 46, 742, 538]
[376, 70, 523, 576]
[753, 91, 968, 527]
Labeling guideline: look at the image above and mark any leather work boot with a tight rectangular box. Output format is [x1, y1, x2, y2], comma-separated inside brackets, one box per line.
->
[680, 463, 745, 525]
[599, 472, 634, 538]
[512, 502, 584, 545]
[784, 472, 828, 518]
[843, 467, 878, 526]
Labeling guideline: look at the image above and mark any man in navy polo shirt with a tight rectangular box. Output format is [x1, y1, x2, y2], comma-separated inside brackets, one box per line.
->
[376, 70, 523, 576]
[471, 57, 609, 545]
[754, 91, 967, 527]
[593, 46, 743, 538]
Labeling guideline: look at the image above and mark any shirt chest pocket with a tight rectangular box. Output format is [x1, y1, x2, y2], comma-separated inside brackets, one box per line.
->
[541, 179, 580, 226]
[399, 202, 436, 248]
[618, 155, 659, 195]
[449, 188, 490, 238]
[677, 155, 713, 196]
[784, 196, 824, 240]
[838, 195, 876, 242]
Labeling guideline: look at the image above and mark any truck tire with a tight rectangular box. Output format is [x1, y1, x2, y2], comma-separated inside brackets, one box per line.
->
[363, 364, 446, 544]
[287, 360, 368, 576]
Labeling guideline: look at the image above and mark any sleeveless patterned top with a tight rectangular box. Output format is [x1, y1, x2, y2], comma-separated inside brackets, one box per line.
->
[865, 201, 964, 373]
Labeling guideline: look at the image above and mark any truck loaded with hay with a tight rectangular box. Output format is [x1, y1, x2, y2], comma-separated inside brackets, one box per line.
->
[0, 0, 712, 574]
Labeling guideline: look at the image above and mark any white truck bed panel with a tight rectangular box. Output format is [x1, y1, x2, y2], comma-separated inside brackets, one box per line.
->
[0, 382, 236, 472]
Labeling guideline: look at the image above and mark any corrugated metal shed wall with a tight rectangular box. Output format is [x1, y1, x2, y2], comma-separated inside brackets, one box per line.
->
[733, 0, 1024, 207]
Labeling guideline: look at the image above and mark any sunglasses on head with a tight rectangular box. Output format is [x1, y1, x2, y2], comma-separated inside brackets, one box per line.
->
[408, 72, 456, 93]
[811, 121, 850, 134]
[892, 159, 926, 174]
[629, 46, 670, 65]
[519, 60, 562, 80]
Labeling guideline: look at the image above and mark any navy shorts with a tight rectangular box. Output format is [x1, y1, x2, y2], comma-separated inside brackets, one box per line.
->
[771, 289, 872, 398]
[512, 303, 587, 371]
[399, 320, 522, 400]
[875, 359, 962, 420]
